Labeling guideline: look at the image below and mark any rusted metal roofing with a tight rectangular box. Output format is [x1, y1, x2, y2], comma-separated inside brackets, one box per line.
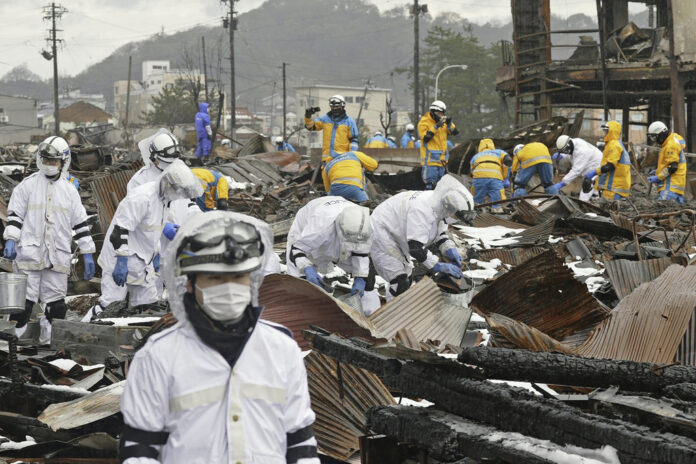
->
[604, 257, 675, 299]
[576, 265, 696, 364]
[473, 213, 530, 230]
[511, 218, 556, 246]
[676, 310, 696, 367]
[486, 313, 574, 353]
[513, 199, 555, 225]
[367, 277, 471, 346]
[477, 247, 546, 266]
[305, 351, 395, 461]
[610, 212, 648, 232]
[89, 169, 136, 230]
[471, 249, 609, 341]
[259, 274, 372, 349]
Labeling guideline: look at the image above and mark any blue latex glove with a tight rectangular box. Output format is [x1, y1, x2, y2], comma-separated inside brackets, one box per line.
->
[153, 253, 160, 272]
[553, 181, 566, 191]
[649, 169, 656, 176]
[113, 256, 129, 287]
[163, 222, 180, 240]
[502, 179, 510, 188]
[351, 277, 366, 296]
[83, 253, 95, 280]
[304, 266, 323, 288]
[3, 239, 16, 260]
[552, 152, 562, 161]
[585, 171, 597, 180]
[648, 175, 660, 184]
[444, 248, 463, 267]
[433, 262, 463, 279]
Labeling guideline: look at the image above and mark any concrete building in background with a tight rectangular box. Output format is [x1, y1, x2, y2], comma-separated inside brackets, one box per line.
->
[0, 94, 44, 144]
[295, 84, 391, 149]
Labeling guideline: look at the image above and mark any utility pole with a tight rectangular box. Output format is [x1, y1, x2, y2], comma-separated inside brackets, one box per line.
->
[282, 62, 287, 140]
[221, 0, 238, 139]
[42, 2, 67, 135]
[411, 1, 427, 120]
[125, 55, 132, 149]
[356, 80, 371, 127]
[202, 36, 209, 102]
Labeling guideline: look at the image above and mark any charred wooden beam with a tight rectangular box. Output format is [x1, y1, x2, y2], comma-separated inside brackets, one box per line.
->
[664, 383, 696, 402]
[457, 346, 696, 393]
[367, 405, 555, 464]
[0, 378, 86, 415]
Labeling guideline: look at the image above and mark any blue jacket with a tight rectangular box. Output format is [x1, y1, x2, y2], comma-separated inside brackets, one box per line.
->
[195, 102, 211, 139]
[387, 138, 397, 148]
[276, 142, 295, 152]
[401, 132, 420, 149]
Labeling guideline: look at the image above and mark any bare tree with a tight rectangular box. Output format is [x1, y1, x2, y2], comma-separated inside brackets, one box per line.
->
[379, 96, 394, 136]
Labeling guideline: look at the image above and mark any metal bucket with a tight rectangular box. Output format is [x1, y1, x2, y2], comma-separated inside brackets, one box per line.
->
[0, 272, 28, 315]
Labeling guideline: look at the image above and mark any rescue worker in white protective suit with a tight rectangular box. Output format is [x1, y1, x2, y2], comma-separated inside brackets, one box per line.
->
[95, 160, 203, 314]
[120, 211, 319, 464]
[551, 135, 602, 201]
[3, 136, 96, 341]
[286, 197, 378, 314]
[370, 174, 476, 299]
[127, 129, 182, 191]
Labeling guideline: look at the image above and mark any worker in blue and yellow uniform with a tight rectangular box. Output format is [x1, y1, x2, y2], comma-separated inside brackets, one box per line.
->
[418, 100, 458, 189]
[470, 139, 511, 204]
[365, 131, 388, 148]
[646, 121, 687, 204]
[322, 150, 378, 203]
[511, 142, 558, 197]
[304, 95, 358, 158]
[584, 121, 631, 200]
[400, 123, 420, 148]
[387, 136, 397, 148]
[65, 172, 79, 190]
[191, 168, 229, 211]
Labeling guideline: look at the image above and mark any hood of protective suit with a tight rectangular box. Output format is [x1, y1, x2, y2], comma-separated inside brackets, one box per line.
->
[335, 205, 372, 258]
[604, 121, 622, 143]
[199, 102, 209, 114]
[159, 159, 204, 202]
[478, 138, 495, 152]
[138, 128, 176, 168]
[434, 174, 475, 219]
[162, 211, 274, 325]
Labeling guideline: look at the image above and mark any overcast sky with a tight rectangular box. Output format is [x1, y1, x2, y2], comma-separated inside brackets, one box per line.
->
[0, 0, 647, 80]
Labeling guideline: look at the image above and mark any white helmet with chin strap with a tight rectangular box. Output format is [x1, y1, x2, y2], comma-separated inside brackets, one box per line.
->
[273, 136, 283, 144]
[513, 144, 524, 156]
[556, 135, 574, 154]
[36, 136, 71, 178]
[647, 120, 669, 145]
[405, 123, 415, 131]
[159, 159, 204, 203]
[138, 128, 180, 170]
[335, 205, 372, 259]
[429, 100, 447, 113]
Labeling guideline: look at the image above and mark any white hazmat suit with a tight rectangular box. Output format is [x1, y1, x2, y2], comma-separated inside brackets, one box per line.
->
[557, 137, 602, 201]
[120, 211, 319, 464]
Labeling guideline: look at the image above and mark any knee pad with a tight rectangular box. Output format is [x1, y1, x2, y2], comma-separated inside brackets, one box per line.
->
[11, 299, 35, 328]
[365, 263, 377, 292]
[46, 299, 67, 323]
[389, 274, 411, 297]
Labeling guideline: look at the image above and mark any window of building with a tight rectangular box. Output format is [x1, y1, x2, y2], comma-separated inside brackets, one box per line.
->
[345, 96, 354, 103]
[631, 112, 644, 122]
[582, 119, 591, 132]
[355, 97, 364, 104]
[165, 83, 173, 90]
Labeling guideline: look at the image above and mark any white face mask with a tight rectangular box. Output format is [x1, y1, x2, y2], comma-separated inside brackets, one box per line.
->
[195, 282, 251, 322]
[41, 165, 60, 177]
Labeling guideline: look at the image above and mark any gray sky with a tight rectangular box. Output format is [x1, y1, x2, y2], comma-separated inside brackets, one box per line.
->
[0, 0, 646, 80]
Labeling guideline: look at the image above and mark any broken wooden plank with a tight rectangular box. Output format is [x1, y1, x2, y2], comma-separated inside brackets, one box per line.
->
[38, 381, 124, 431]
[51, 320, 144, 364]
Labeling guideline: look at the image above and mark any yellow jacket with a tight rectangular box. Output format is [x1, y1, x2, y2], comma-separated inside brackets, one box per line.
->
[656, 133, 687, 195]
[470, 138, 508, 180]
[418, 112, 456, 167]
[305, 112, 359, 156]
[192, 168, 229, 211]
[365, 139, 388, 149]
[594, 121, 631, 199]
[511, 142, 552, 175]
[321, 150, 378, 191]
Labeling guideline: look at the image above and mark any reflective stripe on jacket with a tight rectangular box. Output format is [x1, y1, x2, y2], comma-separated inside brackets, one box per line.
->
[305, 113, 358, 156]
[657, 133, 687, 195]
[512, 142, 552, 174]
[192, 168, 229, 211]
[321, 150, 378, 191]
[471, 149, 508, 180]
[418, 113, 455, 167]
[596, 121, 631, 199]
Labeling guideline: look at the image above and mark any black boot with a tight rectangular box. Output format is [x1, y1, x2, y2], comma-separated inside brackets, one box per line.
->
[10, 299, 34, 328]
[45, 299, 67, 323]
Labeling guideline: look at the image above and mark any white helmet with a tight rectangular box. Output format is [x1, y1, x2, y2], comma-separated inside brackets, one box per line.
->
[374, 130, 383, 137]
[429, 100, 447, 113]
[335, 205, 372, 258]
[159, 159, 204, 203]
[37, 136, 71, 177]
[405, 123, 415, 131]
[647, 121, 669, 145]
[329, 95, 346, 107]
[149, 131, 182, 166]
[513, 144, 524, 155]
[387, 136, 396, 143]
[176, 216, 263, 276]
[556, 135, 574, 154]
[272, 136, 283, 144]
[441, 190, 476, 224]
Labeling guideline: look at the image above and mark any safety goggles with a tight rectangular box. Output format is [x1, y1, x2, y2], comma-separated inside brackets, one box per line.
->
[178, 222, 263, 265]
[37, 142, 63, 159]
[151, 143, 181, 159]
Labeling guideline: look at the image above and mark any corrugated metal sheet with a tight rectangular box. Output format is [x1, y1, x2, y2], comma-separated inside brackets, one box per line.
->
[513, 199, 555, 225]
[477, 247, 546, 266]
[89, 170, 136, 230]
[486, 313, 574, 353]
[259, 274, 372, 349]
[604, 258, 675, 299]
[676, 308, 696, 366]
[367, 277, 471, 346]
[305, 351, 395, 462]
[610, 212, 648, 232]
[217, 159, 284, 185]
[510, 218, 556, 246]
[473, 213, 530, 230]
[471, 250, 609, 341]
[576, 265, 696, 364]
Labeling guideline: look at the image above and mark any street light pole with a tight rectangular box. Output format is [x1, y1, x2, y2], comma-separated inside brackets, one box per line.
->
[435, 64, 468, 99]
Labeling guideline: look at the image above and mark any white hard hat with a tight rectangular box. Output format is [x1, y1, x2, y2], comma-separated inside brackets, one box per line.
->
[405, 123, 415, 131]
[374, 130, 383, 136]
[149, 131, 182, 164]
[176, 216, 263, 276]
[335, 205, 372, 256]
[273, 136, 283, 144]
[647, 121, 669, 144]
[329, 95, 346, 106]
[387, 136, 396, 143]
[556, 135, 574, 154]
[513, 144, 524, 155]
[429, 100, 447, 113]
[159, 159, 204, 203]
[37, 136, 71, 177]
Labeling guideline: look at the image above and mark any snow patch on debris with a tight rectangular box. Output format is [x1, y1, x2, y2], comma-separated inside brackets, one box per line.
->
[548, 235, 563, 244]
[455, 226, 524, 249]
[36, 384, 90, 395]
[49, 359, 104, 372]
[487, 379, 542, 396]
[224, 175, 250, 190]
[0, 435, 36, 450]
[397, 397, 434, 408]
[486, 432, 621, 464]
[565, 261, 607, 293]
